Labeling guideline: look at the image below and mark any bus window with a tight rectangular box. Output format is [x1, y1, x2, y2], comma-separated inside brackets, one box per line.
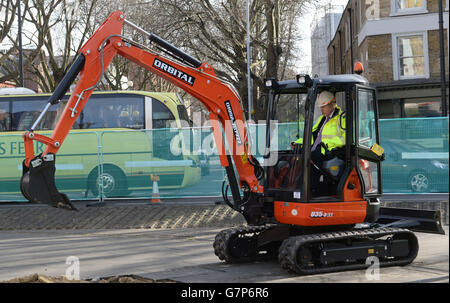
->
[0, 101, 10, 131]
[75, 94, 145, 129]
[177, 104, 192, 127]
[12, 98, 57, 131]
[152, 98, 176, 129]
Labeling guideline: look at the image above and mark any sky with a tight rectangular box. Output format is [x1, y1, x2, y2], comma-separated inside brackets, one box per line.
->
[296, 0, 349, 74]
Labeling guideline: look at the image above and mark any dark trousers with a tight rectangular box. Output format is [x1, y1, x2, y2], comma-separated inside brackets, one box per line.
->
[310, 148, 324, 194]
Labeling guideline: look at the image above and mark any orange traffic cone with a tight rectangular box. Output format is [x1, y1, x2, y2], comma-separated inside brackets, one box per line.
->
[150, 174, 162, 203]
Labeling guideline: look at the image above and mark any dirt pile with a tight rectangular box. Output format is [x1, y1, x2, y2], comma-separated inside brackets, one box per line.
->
[3, 273, 178, 283]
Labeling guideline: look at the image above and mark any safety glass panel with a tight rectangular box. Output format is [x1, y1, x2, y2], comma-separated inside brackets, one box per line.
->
[357, 89, 376, 148]
[270, 93, 307, 151]
[264, 93, 307, 198]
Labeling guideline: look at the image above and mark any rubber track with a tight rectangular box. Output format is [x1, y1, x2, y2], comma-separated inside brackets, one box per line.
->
[278, 227, 419, 275]
[213, 225, 276, 263]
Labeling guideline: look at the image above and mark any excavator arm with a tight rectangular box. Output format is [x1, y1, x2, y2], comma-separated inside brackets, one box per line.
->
[21, 11, 263, 217]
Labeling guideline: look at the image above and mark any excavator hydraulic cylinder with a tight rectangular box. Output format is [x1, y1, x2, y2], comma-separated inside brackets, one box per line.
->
[20, 54, 85, 210]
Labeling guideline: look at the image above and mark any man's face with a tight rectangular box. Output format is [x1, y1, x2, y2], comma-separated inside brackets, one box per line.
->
[320, 103, 335, 117]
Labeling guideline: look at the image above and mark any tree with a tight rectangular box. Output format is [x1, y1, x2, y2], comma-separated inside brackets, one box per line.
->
[0, 0, 29, 84]
[93, 0, 181, 92]
[22, 0, 99, 92]
[2, 0, 313, 122]
[152, 0, 312, 121]
[0, 0, 99, 91]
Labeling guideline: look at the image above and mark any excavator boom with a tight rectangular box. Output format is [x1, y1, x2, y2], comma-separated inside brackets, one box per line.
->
[20, 11, 262, 215]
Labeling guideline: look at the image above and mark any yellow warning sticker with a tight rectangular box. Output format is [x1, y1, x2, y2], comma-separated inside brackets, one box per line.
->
[241, 153, 248, 164]
[368, 248, 375, 254]
[371, 143, 384, 157]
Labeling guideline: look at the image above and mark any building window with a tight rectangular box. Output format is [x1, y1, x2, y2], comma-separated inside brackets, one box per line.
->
[398, 35, 424, 76]
[345, 21, 351, 50]
[391, 0, 427, 15]
[378, 99, 404, 119]
[393, 32, 429, 79]
[396, 0, 423, 10]
[404, 98, 443, 118]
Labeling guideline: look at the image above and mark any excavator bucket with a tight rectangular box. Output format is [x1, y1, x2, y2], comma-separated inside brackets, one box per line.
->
[377, 207, 445, 235]
[20, 153, 76, 211]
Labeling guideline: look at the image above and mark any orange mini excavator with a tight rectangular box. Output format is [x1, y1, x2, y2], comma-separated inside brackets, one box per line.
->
[20, 11, 444, 274]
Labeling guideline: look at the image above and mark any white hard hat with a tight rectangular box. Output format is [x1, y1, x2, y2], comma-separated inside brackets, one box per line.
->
[317, 91, 336, 107]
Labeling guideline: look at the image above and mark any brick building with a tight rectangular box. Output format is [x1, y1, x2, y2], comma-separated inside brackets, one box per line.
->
[328, 0, 449, 118]
[0, 49, 42, 93]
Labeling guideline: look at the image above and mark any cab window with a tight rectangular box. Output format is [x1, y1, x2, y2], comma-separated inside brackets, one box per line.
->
[358, 89, 376, 148]
[357, 88, 379, 195]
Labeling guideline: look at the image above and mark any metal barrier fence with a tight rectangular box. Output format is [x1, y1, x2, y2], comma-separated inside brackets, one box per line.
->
[0, 117, 448, 202]
[379, 117, 448, 193]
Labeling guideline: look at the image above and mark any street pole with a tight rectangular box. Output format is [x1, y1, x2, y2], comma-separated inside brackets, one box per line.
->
[17, 0, 24, 87]
[438, 0, 447, 116]
[246, 0, 252, 121]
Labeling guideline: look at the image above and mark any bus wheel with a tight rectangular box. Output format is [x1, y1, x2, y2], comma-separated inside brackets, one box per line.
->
[88, 165, 129, 198]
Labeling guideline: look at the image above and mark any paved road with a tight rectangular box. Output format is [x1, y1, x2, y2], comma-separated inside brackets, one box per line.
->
[0, 226, 447, 283]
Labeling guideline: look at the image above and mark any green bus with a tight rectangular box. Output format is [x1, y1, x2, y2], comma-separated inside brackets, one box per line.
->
[0, 89, 202, 200]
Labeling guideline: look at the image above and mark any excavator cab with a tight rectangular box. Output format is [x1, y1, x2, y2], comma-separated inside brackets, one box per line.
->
[264, 74, 383, 204]
[262, 73, 385, 226]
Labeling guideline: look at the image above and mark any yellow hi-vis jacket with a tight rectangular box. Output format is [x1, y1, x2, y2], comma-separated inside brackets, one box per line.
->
[294, 106, 346, 155]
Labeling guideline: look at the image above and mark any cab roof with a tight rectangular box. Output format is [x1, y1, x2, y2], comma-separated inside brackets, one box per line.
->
[273, 74, 369, 93]
[314, 74, 369, 86]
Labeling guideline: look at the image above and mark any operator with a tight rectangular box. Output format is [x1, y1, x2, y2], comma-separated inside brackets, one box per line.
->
[292, 90, 345, 193]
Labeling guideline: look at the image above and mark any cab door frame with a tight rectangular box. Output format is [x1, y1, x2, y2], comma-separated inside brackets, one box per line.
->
[354, 84, 383, 198]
